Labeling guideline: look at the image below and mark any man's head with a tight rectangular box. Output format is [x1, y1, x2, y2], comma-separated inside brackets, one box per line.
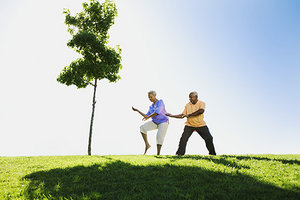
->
[189, 91, 198, 104]
[148, 90, 157, 102]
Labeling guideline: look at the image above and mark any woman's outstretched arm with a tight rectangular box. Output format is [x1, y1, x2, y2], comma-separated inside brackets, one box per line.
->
[132, 106, 148, 118]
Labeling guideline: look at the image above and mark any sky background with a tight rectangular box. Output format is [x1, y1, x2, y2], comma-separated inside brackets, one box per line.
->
[0, 0, 299, 156]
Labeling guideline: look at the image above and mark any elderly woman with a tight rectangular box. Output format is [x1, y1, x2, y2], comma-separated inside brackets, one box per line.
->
[132, 91, 169, 155]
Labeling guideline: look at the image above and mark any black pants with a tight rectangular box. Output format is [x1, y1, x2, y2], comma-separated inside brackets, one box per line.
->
[176, 125, 216, 155]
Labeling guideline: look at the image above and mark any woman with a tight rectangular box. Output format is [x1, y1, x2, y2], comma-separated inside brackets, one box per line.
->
[132, 90, 169, 155]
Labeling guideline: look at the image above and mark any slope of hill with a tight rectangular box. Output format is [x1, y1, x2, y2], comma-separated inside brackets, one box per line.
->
[1, 154, 299, 200]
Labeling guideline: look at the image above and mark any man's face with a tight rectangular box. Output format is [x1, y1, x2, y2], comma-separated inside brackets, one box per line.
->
[148, 93, 156, 102]
[189, 93, 198, 104]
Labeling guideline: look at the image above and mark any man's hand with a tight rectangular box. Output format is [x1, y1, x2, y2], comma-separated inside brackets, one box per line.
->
[166, 113, 186, 118]
[132, 106, 138, 112]
[165, 113, 172, 117]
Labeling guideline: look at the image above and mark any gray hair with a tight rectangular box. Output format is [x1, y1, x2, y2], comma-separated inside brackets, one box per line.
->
[148, 90, 156, 96]
[190, 91, 198, 97]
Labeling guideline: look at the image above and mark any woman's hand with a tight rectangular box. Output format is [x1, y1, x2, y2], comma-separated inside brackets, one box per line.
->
[132, 106, 138, 112]
[142, 116, 150, 121]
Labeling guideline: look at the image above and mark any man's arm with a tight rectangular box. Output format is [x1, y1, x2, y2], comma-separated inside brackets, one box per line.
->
[166, 109, 204, 118]
[166, 113, 185, 119]
[186, 109, 204, 117]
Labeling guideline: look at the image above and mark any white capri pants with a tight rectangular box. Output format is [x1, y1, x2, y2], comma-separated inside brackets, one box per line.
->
[140, 121, 169, 145]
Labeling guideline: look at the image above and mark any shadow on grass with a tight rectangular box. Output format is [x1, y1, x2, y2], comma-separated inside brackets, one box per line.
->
[220, 155, 300, 165]
[154, 155, 250, 170]
[23, 159, 299, 200]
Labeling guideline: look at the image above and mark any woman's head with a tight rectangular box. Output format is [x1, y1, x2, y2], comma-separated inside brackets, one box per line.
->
[148, 90, 157, 102]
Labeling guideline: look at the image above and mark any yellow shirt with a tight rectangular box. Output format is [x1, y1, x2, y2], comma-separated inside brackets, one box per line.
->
[182, 100, 206, 127]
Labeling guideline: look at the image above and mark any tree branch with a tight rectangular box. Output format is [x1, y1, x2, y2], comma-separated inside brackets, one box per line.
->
[89, 82, 95, 87]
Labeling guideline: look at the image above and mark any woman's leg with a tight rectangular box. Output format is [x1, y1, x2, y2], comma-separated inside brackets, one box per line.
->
[141, 133, 151, 155]
[157, 144, 162, 155]
[156, 122, 169, 155]
[140, 121, 158, 155]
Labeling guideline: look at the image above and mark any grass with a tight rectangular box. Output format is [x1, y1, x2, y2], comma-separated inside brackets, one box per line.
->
[0, 154, 299, 200]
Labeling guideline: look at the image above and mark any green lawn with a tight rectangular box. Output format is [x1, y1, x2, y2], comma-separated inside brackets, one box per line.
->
[0, 154, 299, 200]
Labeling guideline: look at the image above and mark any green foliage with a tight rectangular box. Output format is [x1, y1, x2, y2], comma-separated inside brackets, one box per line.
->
[57, 0, 122, 88]
[1, 155, 299, 200]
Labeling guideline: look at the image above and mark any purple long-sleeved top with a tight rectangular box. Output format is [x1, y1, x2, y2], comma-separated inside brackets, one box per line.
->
[146, 99, 169, 124]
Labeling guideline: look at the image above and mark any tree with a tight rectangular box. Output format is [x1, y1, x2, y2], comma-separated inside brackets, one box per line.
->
[57, 0, 122, 155]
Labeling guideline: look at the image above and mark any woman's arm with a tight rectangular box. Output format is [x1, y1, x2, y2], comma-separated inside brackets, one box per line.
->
[143, 112, 158, 121]
[132, 107, 148, 118]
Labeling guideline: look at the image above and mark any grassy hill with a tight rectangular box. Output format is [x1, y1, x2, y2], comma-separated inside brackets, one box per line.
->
[0, 154, 299, 200]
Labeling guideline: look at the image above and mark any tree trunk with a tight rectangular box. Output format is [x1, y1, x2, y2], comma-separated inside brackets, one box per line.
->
[88, 79, 97, 155]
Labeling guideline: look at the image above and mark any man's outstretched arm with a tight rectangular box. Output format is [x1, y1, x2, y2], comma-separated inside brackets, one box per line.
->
[166, 108, 204, 119]
[166, 113, 185, 119]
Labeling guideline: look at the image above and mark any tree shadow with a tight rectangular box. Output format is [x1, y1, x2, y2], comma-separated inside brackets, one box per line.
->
[220, 155, 300, 165]
[22, 159, 299, 200]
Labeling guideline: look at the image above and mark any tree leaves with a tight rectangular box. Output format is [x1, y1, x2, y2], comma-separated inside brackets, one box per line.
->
[58, 0, 122, 88]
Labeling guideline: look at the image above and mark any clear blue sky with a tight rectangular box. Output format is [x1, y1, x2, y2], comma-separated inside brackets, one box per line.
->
[0, 0, 299, 156]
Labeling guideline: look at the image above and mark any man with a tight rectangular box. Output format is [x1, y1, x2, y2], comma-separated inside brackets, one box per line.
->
[166, 92, 216, 155]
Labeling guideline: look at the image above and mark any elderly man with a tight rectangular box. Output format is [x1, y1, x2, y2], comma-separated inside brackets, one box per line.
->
[166, 92, 216, 155]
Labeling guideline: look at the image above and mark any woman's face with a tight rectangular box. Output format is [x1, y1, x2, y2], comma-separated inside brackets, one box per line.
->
[148, 93, 156, 102]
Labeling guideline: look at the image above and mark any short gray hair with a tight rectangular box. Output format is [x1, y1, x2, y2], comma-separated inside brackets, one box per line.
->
[190, 91, 198, 97]
[148, 90, 156, 96]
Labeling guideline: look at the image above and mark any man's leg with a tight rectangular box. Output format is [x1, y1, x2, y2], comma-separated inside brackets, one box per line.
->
[156, 122, 169, 155]
[140, 121, 158, 155]
[176, 126, 195, 155]
[195, 126, 216, 155]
